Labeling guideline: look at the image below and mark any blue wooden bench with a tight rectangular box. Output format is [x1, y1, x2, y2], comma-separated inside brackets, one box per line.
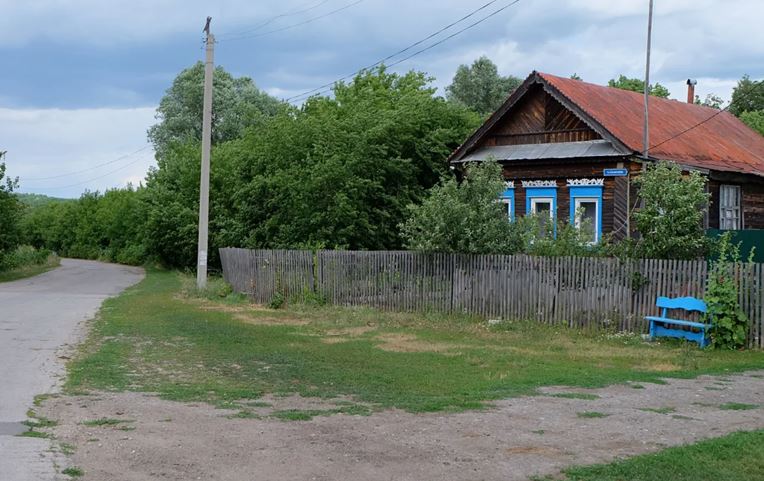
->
[645, 296, 711, 348]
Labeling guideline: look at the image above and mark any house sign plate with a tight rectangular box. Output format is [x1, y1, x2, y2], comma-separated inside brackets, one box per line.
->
[603, 168, 628, 177]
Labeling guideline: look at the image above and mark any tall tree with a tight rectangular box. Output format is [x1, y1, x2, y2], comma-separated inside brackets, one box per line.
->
[607, 75, 670, 98]
[728, 75, 764, 117]
[446, 56, 521, 117]
[148, 62, 283, 157]
[0, 153, 22, 268]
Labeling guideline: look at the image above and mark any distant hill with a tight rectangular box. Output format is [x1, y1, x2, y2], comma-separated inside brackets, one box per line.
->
[15, 193, 72, 208]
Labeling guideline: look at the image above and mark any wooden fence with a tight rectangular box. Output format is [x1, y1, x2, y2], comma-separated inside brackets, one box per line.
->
[219, 248, 764, 348]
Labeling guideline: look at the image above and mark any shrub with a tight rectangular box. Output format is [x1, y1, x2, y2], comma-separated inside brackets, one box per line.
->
[706, 234, 752, 349]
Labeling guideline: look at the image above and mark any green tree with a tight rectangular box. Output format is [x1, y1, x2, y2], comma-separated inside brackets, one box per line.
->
[740, 110, 764, 136]
[148, 62, 283, 157]
[695, 93, 724, 109]
[446, 56, 521, 116]
[607, 75, 670, 98]
[632, 161, 710, 259]
[728, 75, 764, 117]
[706, 234, 750, 350]
[0, 153, 22, 268]
[400, 162, 519, 253]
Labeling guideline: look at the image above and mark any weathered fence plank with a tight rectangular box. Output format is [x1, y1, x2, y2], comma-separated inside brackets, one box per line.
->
[219, 248, 764, 348]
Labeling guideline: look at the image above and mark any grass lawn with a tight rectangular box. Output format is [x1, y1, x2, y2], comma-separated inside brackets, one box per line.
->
[66, 270, 764, 413]
[552, 429, 764, 481]
[0, 255, 60, 283]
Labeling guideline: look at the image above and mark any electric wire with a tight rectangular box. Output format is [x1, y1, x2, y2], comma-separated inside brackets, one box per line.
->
[23, 154, 153, 191]
[285, 0, 522, 103]
[284, 0, 505, 102]
[21, 145, 152, 181]
[219, 0, 365, 42]
[217, 0, 332, 39]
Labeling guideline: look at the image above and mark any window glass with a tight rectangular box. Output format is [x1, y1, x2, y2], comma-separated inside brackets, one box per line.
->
[575, 199, 598, 243]
[531, 198, 554, 237]
[719, 185, 741, 230]
[500, 198, 512, 220]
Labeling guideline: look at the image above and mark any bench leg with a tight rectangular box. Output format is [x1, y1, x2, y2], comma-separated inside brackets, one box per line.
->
[699, 329, 710, 349]
[649, 320, 655, 340]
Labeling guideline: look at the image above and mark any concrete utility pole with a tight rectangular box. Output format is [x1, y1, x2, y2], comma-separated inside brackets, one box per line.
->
[643, 0, 654, 159]
[197, 16, 214, 289]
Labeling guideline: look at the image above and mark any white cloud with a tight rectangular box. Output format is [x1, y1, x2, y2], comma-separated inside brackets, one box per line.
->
[0, 106, 157, 198]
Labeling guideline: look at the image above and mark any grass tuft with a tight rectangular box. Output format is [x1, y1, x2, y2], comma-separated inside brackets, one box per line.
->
[81, 418, 134, 427]
[719, 402, 759, 411]
[62, 466, 84, 477]
[639, 407, 676, 415]
[577, 411, 609, 419]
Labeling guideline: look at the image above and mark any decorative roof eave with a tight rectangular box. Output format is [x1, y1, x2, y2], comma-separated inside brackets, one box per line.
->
[447, 71, 632, 164]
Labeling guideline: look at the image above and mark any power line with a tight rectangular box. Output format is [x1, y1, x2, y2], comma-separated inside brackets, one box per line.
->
[286, 0, 522, 103]
[23, 154, 153, 191]
[649, 79, 763, 151]
[285, 0, 505, 102]
[217, 0, 332, 39]
[219, 0, 365, 42]
[21, 145, 152, 181]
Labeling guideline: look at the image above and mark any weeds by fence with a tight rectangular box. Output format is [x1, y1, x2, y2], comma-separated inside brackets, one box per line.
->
[219, 248, 764, 348]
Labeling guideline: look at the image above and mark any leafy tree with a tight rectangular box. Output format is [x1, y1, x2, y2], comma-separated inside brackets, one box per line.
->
[400, 162, 523, 253]
[695, 93, 724, 109]
[570, 73, 583, 80]
[632, 161, 710, 259]
[728, 75, 764, 117]
[0, 153, 22, 268]
[607, 75, 670, 98]
[226, 67, 480, 252]
[148, 62, 283, 157]
[740, 110, 764, 136]
[446, 56, 521, 116]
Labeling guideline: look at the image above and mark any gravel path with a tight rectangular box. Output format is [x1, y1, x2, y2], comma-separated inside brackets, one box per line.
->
[40, 370, 764, 481]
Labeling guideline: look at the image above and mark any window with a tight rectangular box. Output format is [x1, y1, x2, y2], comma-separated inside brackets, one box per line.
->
[500, 197, 513, 220]
[500, 182, 515, 221]
[568, 181, 603, 243]
[720, 185, 741, 230]
[524, 182, 557, 237]
[574, 198, 599, 243]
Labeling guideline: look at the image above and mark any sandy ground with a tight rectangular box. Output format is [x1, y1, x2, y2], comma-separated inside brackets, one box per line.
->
[39, 370, 764, 481]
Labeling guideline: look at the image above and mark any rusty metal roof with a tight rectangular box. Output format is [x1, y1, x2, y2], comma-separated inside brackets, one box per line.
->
[455, 140, 623, 163]
[538, 72, 764, 177]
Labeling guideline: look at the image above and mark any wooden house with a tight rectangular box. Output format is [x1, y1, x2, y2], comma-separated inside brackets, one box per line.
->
[448, 71, 764, 242]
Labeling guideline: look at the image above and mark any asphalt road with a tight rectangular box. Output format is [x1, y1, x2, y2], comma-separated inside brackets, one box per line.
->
[0, 259, 143, 480]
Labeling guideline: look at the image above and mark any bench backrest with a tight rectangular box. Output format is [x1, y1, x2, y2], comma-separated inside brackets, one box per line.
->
[656, 296, 707, 315]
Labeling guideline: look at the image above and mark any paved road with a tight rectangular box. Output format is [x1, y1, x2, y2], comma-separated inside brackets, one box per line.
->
[0, 259, 144, 480]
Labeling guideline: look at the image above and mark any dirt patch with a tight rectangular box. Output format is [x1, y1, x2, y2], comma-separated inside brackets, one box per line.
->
[39, 371, 764, 481]
[373, 333, 468, 353]
[189, 300, 310, 326]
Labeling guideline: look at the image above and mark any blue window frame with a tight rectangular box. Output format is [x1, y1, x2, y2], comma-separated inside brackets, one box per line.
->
[500, 182, 515, 221]
[524, 184, 557, 237]
[568, 184, 603, 243]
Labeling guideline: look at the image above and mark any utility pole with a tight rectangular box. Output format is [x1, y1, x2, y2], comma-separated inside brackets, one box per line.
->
[197, 16, 214, 289]
[642, 0, 654, 159]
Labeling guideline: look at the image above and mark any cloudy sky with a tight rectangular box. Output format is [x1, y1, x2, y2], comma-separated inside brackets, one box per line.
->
[2, 0, 763, 198]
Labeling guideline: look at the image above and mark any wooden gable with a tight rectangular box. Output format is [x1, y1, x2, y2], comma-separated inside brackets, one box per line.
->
[475, 83, 601, 149]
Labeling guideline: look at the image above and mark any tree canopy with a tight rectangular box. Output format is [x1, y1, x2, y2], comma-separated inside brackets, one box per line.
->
[147, 62, 284, 157]
[607, 75, 670, 98]
[729, 75, 764, 117]
[446, 56, 521, 117]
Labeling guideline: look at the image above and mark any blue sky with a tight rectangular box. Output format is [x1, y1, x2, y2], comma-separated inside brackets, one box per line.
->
[2, 0, 763, 198]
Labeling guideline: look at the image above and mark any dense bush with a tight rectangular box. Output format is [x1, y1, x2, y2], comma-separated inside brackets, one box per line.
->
[706, 234, 752, 349]
[0, 157, 22, 268]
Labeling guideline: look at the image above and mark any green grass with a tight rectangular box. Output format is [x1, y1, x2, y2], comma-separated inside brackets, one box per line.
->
[0, 255, 60, 283]
[548, 393, 599, 400]
[555, 430, 764, 481]
[62, 466, 84, 477]
[18, 429, 50, 439]
[577, 411, 609, 418]
[719, 402, 759, 411]
[81, 418, 133, 426]
[65, 270, 764, 413]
